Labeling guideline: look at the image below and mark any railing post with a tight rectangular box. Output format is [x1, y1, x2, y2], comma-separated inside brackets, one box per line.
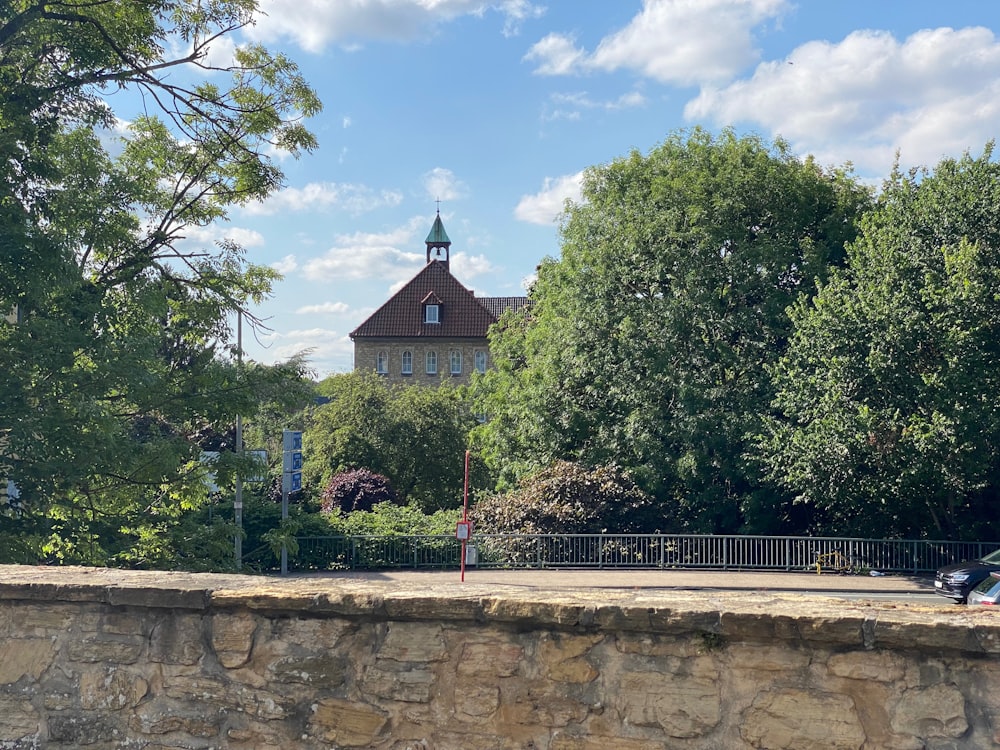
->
[599, 534, 604, 569]
[659, 535, 664, 569]
[351, 536, 357, 570]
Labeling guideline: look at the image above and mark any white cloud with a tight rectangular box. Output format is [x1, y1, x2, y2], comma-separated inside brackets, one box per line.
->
[201, 34, 239, 69]
[244, 182, 404, 216]
[449, 252, 496, 280]
[271, 255, 298, 274]
[542, 90, 646, 121]
[259, 328, 355, 376]
[685, 26, 1000, 177]
[525, 0, 788, 84]
[181, 224, 266, 249]
[514, 171, 584, 225]
[523, 33, 586, 75]
[497, 0, 546, 37]
[423, 167, 468, 203]
[302, 217, 429, 283]
[296, 301, 350, 315]
[250, 0, 544, 52]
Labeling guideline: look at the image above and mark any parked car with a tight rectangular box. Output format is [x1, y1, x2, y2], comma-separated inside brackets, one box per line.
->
[935, 548, 1000, 603]
[967, 573, 1000, 606]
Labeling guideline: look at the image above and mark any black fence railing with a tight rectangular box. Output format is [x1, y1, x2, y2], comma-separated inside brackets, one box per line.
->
[284, 534, 1000, 575]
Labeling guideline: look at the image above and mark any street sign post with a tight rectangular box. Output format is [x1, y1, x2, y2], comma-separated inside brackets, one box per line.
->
[281, 430, 303, 575]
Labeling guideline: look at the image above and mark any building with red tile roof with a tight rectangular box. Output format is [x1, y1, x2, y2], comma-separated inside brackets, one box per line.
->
[349, 213, 528, 385]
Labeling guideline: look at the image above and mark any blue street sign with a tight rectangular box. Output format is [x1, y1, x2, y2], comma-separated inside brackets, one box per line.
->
[282, 471, 302, 494]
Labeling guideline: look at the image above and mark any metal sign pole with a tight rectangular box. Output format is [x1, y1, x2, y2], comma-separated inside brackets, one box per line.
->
[461, 450, 469, 582]
[281, 430, 302, 576]
[235, 311, 243, 570]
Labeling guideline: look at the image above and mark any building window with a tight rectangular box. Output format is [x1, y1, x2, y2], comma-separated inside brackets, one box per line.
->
[426, 350, 437, 375]
[376, 350, 388, 375]
[450, 350, 462, 376]
[401, 350, 412, 375]
[474, 350, 487, 374]
[425, 304, 439, 324]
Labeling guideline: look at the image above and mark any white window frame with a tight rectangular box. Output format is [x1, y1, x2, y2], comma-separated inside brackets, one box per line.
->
[426, 350, 437, 375]
[474, 350, 487, 374]
[450, 349, 462, 376]
[376, 350, 388, 375]
[401, 350, 413, 375]
[424, 304, 440, 324]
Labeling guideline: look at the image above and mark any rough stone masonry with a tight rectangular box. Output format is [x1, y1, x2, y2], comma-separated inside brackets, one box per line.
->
[0, 565, 999, 749]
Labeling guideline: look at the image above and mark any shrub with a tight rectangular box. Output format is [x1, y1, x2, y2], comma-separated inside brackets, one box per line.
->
[472, 460, 659, 534]
[320, 469, 399, 514]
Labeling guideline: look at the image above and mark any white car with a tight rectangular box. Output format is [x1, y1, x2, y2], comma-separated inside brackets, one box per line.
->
[966, 572, 1000, 606]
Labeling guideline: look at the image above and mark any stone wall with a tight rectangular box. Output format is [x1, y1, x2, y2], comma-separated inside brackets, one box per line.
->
[1, 566, 1000, 749]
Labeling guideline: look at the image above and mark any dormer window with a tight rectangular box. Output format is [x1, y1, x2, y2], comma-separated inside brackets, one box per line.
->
[421, 291, 443, 324]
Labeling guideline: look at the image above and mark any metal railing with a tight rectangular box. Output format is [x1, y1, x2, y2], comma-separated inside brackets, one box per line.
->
[287, 534, 1000, 574]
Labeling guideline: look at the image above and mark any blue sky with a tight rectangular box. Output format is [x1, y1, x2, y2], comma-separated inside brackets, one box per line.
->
[152, 1, 1000, 377]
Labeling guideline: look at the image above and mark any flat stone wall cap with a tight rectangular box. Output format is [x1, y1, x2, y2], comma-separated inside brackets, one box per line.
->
[4, 565, 1000, 654]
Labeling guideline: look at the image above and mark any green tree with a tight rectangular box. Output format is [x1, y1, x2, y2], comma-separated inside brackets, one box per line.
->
[763, 146, 1000, 539]
[0, 1, 320, 565]
[305, 373, 484, 512]
[473, 128, 869, 533]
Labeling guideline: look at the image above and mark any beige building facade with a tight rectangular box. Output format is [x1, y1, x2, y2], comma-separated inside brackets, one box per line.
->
[350, 214, 527, 386]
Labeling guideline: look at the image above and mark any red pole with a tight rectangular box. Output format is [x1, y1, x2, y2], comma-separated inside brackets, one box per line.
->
[461, 449, 470, 582]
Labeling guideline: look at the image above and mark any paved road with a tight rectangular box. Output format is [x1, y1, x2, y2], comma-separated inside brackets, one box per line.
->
[304, 567, 947, 604]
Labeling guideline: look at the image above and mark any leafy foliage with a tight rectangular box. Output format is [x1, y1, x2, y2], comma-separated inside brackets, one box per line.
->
[473, 128, 870, 533]
[472, 461, 659, 535]
[305, 372, 485, 512]
[0, 0, 320, 565]
[328, 503, 461, 537]
[320, 469, 399, 514]
[763, 145, 1000, 539]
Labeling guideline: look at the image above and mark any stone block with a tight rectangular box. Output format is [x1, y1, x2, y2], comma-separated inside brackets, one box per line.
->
[66, 637, 143, 664]
[364, 662, 437, 703]
[457, 641, 524, 678]
[79, 668, 149, 710]
[211, 611, 257, 668]
[149, 613, 204, 665]
[0, 696, 40, 741]
[890, 683, 968, 740]
[378, 622, 448, 663]
[617, 669, 721, 738]
[827, 649, 906, 682]
[740, 689, 866, 750]
[0, 638, 56, 684]
[309, 698, 388, 747]
[267, 652, 349, 688]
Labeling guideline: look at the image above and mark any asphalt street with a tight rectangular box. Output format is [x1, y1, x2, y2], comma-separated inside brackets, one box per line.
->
[306, 567, 947, 604]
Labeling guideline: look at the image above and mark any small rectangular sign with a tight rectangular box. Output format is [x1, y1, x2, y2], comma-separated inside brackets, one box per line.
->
[282, 451, 303, 472]
[283, 471, 303, 493]
[282, 430, 303, 452]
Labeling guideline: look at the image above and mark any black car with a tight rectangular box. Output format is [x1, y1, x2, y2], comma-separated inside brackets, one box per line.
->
[935, 548, 1000, 603]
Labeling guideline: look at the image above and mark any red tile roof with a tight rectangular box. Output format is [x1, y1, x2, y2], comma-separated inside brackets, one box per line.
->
[477, 296, 531, 319]
[351, 261, 505, 339]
